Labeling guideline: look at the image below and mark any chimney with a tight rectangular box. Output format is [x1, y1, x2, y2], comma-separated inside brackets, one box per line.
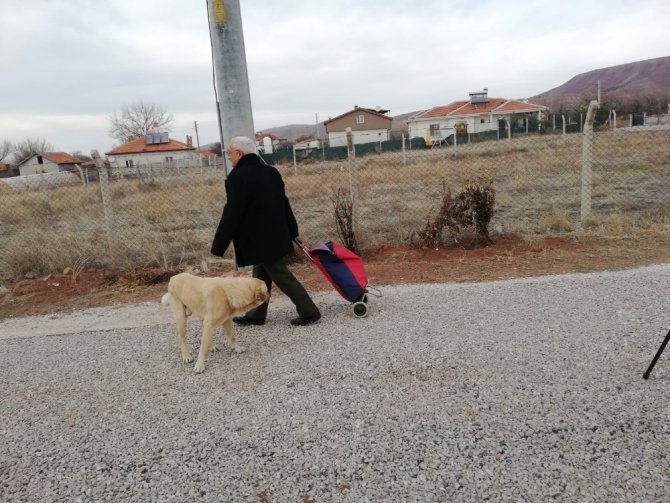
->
[186, 135, 193, 148]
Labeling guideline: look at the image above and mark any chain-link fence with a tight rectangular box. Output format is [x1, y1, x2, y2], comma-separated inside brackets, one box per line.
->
[1, 124, 668, 282]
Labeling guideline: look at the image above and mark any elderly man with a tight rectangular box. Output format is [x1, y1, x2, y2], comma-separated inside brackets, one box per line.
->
[211, 136, 321, 326]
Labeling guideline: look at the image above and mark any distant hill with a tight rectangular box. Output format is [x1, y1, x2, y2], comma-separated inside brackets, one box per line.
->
[531, 56, 670, 107]
[256, 57, 670, 141]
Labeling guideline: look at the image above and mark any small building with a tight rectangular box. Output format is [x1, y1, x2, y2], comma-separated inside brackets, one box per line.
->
[105, 131, 197, 168]
[0, 162, 19, 178]
[324, 106, 393, 147]
[17, 152, 83, 176]
[294, 136, 322, 150]
[255, 133, 286, 154]
[407, 89, 548, 143]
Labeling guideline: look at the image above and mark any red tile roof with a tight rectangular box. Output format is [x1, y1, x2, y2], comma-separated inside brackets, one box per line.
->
[105, 136, 195, 155]
[412, 98, 546, 120]
[42, 152, 83, 164]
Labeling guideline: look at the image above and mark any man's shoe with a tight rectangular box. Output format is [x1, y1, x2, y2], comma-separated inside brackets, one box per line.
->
[290, 313, 321, 326]
[233, 316, 265, 326]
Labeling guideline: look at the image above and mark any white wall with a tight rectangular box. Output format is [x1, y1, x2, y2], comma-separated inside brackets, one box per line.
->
[328, 129, 389, 147]
[18, 156, 60, 176]
[108, 150, 196, 168]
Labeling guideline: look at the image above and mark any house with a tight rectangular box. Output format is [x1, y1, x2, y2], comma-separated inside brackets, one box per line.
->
[323, 106, 393, 147]
[255, 133, 286, 154]
[17, 152, 83, 176]
[407, 89, 548, 143]
[0, 162, 19, 178]
[294, 136, 322, 150]
[105, 131, 197, 168]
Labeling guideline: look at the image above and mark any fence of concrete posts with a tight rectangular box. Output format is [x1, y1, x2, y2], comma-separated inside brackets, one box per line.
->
[91, 150, 118, 266]
[580, 100, 599, 225]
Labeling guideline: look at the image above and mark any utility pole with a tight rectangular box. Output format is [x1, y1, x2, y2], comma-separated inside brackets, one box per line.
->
[193, 120, 202, 168]
[206, 0, 255, 174]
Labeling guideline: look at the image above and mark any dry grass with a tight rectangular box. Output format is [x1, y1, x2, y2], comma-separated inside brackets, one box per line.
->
[1, 130, 668, 280]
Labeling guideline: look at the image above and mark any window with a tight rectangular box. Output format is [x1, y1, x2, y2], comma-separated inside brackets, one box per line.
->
[356, 114, 365, 124]
[37, 155, 43, 164]
[429, 124, 441, 135]
[125, 160, 134, 168]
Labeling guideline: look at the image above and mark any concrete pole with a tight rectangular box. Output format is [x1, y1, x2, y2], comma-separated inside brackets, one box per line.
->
[580, 100, 599, 226]
[193, 120, 202, 168]
[207, 0, 255, 174]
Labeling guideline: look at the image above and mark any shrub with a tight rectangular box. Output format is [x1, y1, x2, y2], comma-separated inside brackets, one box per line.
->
[412, 178, 496, 248]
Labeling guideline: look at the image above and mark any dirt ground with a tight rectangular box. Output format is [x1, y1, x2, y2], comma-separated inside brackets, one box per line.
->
[1, 234, 669, 321]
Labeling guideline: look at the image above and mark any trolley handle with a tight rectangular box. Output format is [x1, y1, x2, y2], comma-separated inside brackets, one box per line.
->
[294, 237, 314, 262]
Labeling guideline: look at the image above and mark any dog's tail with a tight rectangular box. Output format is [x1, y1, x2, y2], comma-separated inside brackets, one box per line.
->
[161, 292, 171, 307]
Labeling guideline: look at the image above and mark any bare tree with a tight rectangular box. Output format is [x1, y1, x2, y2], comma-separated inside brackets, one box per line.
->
[71, 150, 92, 161]
[13, 138, 54, 164]
[0, 140, 13, 163]
[108, 100, 173, 143]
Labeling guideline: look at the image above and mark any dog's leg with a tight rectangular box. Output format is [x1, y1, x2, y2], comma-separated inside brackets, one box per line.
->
[194, 321, 216, 373]
[170, 300, 193, 363]
[223, 318, 246, 354]
[207, 322, 220, 354]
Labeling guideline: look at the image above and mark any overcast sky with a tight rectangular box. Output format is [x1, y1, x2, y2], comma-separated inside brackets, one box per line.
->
[1, 0, 669, 156]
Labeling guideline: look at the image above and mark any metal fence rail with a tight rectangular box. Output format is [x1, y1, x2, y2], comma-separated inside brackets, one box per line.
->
[0, 126, 668, 282]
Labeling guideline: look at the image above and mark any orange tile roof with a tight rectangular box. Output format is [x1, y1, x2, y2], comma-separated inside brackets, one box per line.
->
[494, 100, 546, 112]
[414, 102, 468, 119]
[105, 136, 195, 155]
[42, 152, 83, 164]
[0, 162, 14, 171]
[452, 98, 508, 115]
[412, 98, 546, 120]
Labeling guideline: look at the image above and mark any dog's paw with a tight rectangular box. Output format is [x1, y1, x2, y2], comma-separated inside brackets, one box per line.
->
[233, 345, 246, 354]
[194, 360, 206, 373]
[181, 352, 193, 364]
[209, 344, 220, 353]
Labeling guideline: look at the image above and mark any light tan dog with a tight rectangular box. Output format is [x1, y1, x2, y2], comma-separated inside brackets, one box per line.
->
[161, 273, 269, 373]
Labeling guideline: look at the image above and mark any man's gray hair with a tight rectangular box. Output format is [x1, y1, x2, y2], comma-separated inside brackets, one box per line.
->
[228, 136, 256, 155]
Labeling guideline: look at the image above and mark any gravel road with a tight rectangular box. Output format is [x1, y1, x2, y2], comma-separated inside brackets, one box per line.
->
[1, 265, 669, 502]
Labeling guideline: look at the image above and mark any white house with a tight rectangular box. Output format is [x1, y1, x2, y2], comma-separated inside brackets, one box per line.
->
[407, 89, 548, 143]
[17, 152, 83, 176]
[324, 106, 393, 147]
[293, 136, 322, 150]
[105, 132, 197, 168]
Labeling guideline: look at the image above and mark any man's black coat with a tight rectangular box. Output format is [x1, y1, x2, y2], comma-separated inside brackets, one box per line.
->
[211, 153, 299, 267]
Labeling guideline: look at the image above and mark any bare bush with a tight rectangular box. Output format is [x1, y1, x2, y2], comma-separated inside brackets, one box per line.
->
[412, 178, 496, 248]
[332, 188, 358, 253]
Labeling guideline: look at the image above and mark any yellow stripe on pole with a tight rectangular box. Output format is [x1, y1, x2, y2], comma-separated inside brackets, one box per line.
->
[213, 0, 226, 25]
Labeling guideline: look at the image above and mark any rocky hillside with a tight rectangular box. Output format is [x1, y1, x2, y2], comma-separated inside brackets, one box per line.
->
[531, 56, 670, 107]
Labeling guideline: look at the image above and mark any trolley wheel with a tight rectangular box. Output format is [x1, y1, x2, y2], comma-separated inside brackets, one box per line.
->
[353, 301, 368, 318]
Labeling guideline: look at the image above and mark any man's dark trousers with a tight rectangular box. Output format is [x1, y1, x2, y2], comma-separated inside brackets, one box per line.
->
[244, 257, 319, 322]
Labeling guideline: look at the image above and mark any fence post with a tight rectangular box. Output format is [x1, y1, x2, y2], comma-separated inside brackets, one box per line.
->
[91, 150, 118, 266]
[402, 133, 406, 167]
[580, 100, 599, 226]
[612, 109, 617, 130]
[345, 127, 359, 230]
[562, 115, 566, 135]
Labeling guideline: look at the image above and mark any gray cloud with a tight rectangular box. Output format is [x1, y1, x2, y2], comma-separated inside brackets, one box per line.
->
[1, 0, 669, 154]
